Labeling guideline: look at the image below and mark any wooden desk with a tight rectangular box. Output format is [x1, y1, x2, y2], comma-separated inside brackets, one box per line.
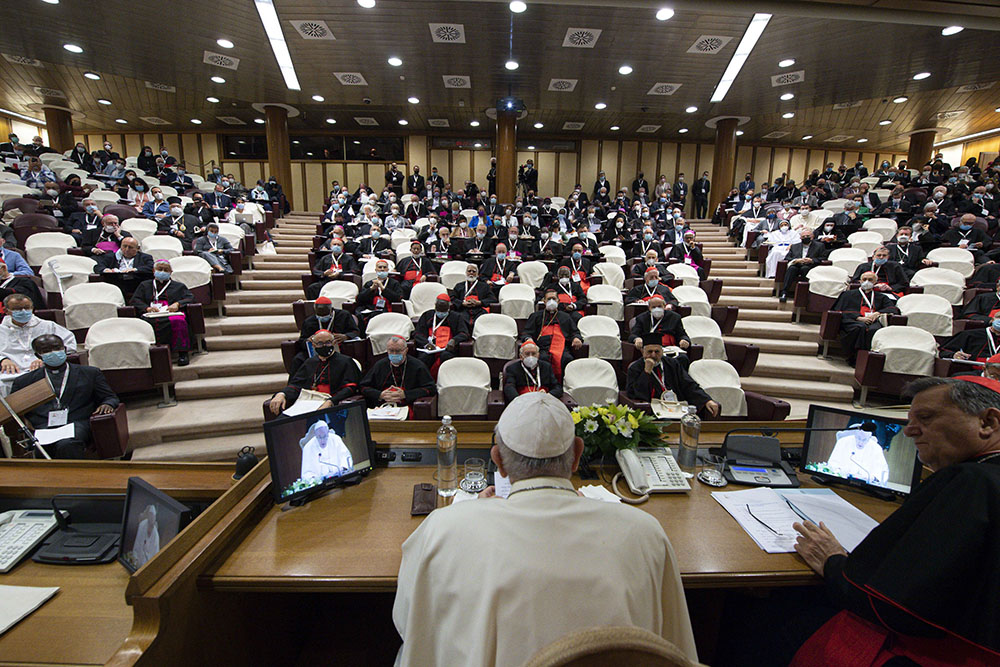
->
[204, 466, 898, 593]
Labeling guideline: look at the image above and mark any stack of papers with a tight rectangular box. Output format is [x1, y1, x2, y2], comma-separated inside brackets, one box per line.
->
[367, 405, 408, 421]
[282, 399, 325, 417]
[578, 485, 622, 503]
[712, 487, 879, 554]
[0, 585, 59, 636]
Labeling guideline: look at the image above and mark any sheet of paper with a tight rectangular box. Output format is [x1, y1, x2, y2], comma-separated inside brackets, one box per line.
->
[774, 489, 879, 552]
[0, 585, 59, 636]
[141, 311, 175, 319]
[282, 399, 324, 417]
[34, 424, 75, 446]
[367, 406, 407, 421]
[578, 485, 622, 503]
[494, 471, 512, 499]
[711, 487, 800, 553]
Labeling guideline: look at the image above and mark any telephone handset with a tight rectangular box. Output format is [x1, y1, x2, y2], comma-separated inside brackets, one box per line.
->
[613, 447, 690, 504]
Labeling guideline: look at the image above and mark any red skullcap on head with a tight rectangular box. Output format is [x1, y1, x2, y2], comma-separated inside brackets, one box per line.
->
[437, 293, 449, 301]
[956, 376, 1000, 394]
[988, 353, 1000, 364]
[644, 267, 659, 275]
[314, 296, 332, 305]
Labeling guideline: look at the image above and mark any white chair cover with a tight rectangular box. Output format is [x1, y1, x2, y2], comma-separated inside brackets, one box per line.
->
[688, 359, 748, 417]
[405, 281, 445, 318]
[24, 232, 77, 266]
[860, 176, 881, 186]
[436, 357, 490, 417]
[394, 247, 412, 263]
[0, 172, 21, 182]
[896, 293, 953, 337]
[88, 191, 119, 205]
[157, 185, 178, 198]
[828, 248, 869, 276]
[672, 285, 711, 318]
[821, 198, 849, 213]
[40, 254, 97, 293]
[862, 218, 898, 242]
[682, 316, 727, 360]
[871, 189, 893, 202]
[38, 153, 64, 166]
[585, 284, 624, 320]
[125, 156, 138, 167]
[847, 231, 884, 257]
[926, 247, 975, 278]
[592, 262, 625, 290]
[362, 258, 395, 285]
[871, 326, 937, 376]
[366, 313, 414, 355]
[63, 282, 125, 331]
[54, 167, 86, 181]
[85, 317, 155, 370]
[0, 184, 37, 196]
[577, 315, 622, 360]
[318, 281, 360, 309]
[563, 359, 619, 406]
[216, 222, 245, 248]
[598, 245, 627, 266]
[910, 267, 965, 305]
[666, 263, 699, 287]
[121, 218, 157, 243]
[390, 228, 417, 250]
[517, 261, 549, 289]
[549, 197, 566, 208]
[472, 313, 518, 359]
[499, 283, 536, 318]
[806, 265, 850, 299]
[439, 261, 469, 290]
[141, 234, 184, 260]
[168, 255, 212, 289]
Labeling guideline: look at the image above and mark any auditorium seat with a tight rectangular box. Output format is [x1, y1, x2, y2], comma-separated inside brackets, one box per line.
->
[499, 283, 536, 318]
[925, 247, 975, 278]
[688, 359, 789, 420]
[910, 267, 966, 305]
[828, 247, 869, 275]
[390, 228, 417, 251]
[63, 281, 127, 342]
[469, 313, 518, 361]
[439, 261, 469, 289]
[366, 312, 415, 355]
[592, 262, 625, 290]
[563, 358, 620, 407]
[821, 198, 849, 213]
[598, 245, 627, 266]
[856, 326, 943, 405]
[121, 218, 157, 243]
[88, 190, 120, 206]
[586, 284, 624, 320]
[577, 315, 623, 361]
[317, 280, 359, 309]
[895, 293, 954, 338]
[11, 213, 59, 249]
[42, 254, 98, 309]
[862, 217, 898, 242]
[25, 231, 76, 268]
[430, 357, 502, 420]
[517, 260, 549, 289]
[666, 263, 700, 287]
[362, 258, 396, 284]
[793, 265, 849, 322]
[141, 235, 184, 260]
[84, 317, 174, 405]
[404, 281, 443, 318]
[101, 204, 139, 221]
[1, 197, 40, 217]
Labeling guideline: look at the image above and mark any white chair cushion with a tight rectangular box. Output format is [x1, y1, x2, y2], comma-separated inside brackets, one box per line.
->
[141, 235, 184, 260]
[666, 263, 699, 287]
[577, 315, 622, 360]
[24, 232, 77, 266]
[563, 358, 619, 406]
[517, 261, 549, 289]
[592, 262, 625, 290]
[862, 218, 898, 242]
[846, 232, 884, 257]
[585, 284, 624, 320]
[688, 359, 747, 417]
[216, 222, 245, 247]
[682, 316, 726, 360]
[871, 326, 937, 376]
[63, 282, 125, 330]
[806, 265, 850, 299]
[168, 255, 212, 289]
[896, 293, 953, 337]
[926, 247, 975, 278]
[499, 283, 536, 318]
[911, 267, 965, 305]
[366, 313, 414, 355]
[671, 285, 711, 318]
[828, 248, 868, 277]
[40, 254, 97, 293]
[85, 317, 155, 370]
[437, 357, 490, 417]
[405, 281, 446, 318]
[121, 218, 158, 243]
[318, 281, 360, 309]
[439, 261, 469, 290]
[472, 314, 518, 359]
[598, 245, 627, 266]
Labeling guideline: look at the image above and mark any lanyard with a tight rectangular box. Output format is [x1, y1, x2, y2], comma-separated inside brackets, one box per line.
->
[861, 290, 874, 311]
[989, 330, 999, 357]
[653, 365, 668, 392]
[523, 363, 541, 388]
[46, 366, 70, 408]
[431, 313, 446, 334]
[0, 275, 13, 289]
[650, 316, 662, 333]
[897, 244, 909, 259]
[154, 280, 172, 301]
[312, 360, 329, 390]
[465, 279, 478, 294]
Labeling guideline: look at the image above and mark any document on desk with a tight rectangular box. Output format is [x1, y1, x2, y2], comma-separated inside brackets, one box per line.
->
[712, 487, 879, 554]
[0, 585, 59, 637]
[282, 400, 325, 417]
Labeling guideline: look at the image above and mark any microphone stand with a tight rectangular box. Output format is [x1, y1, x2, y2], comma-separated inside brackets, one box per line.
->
[0, 390, 48, 459]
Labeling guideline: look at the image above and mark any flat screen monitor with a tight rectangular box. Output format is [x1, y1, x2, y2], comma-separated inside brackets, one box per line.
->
[118, 477, 191, 572]
[801, 405, 923, 496]
[263, 400, 374, 504]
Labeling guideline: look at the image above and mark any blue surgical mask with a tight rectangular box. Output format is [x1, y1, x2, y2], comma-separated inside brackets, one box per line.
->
[992, 320, 1000, 333]
[496, 252, 506, 261]
[644, 233, 653, 241]
[154, 270, 171, 282]
[317, 313, 332, 322]
[572, 251, 582, 260]
[331, 245, 342, 254]
[646, 279, 658, 288]
[960, 224, 972, 231]
[873, 257, 887, 266]
[10, 309, 32, 324]
[207, 232, 218, 240]
[41, 350, 67, 367]
[388, 353, 404, 365]
[135, 185, 145, 192]
[86, 205, 98, 214]
[376, 270, 389, 279]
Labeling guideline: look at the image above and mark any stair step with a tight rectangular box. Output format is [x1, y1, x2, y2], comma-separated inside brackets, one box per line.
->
[127, 394, 273, 448]
[740, 376, 855, 402]
[730, 320, 820, 341]
[710, 261, 758, 269]
[175, 373, 287, 400]
[224, 303, 294, 316]
[736, 308, 793, 322]
[274, 247, 311, 255]
[171, 348, 286, 382]
[720, 285, 773, 297]
[244, 261, 308, 270]
[713, 276, 770, 286]
[271, 238, 313, 247]
[242, 269, 304, 280]
[717, 296, 779, 309]
[725, 336, 818, 355]
[754, 352, 855, 384]
[130, 431, 267, 462]
[215, 315, 297, 334]
[228, 289, 304, 303]
[241, 279, 303, 290]
[205, 332, 292, 350]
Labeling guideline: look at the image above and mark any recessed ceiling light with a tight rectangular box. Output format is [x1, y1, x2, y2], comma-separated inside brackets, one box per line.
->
[618, 65, 633, 75]
[857, 138, 868, 143]
[217, 38, 234, 49]
[879, 119, 892, 126]
[685, 105, 698, 113]
[594, 102, 607, 110]
[509, 0, 527, 12]
[326, 118, 337, 124]
[527, 145, 535, 149]
[735, 130, 744, 136]
[941, 26, 964, 36]
[63, 43, 83, 53]
[254, 118, 265, 124]
[893, 96, 908, 103]
[115, 118, 127, 124]
[253, 0, 300, 90]
[407, 96, 419, 104]
[801, 134, 813, 140]
[387, 56, 402, 67]
[778, 58, 795, 68]
[398, 119, 408, 125]
[533, 122, 543, 128]
[211, 76, 226, 84]
[83, 71, 100, 80]
[782, 112, 795, 119]
[780, 93, 794, 101]
[206, 96, 220, 103]
[470, 120, 480, 127]
[710, 12, 771, 103]
[505, 60, 519, 70]
[474, 142, 482, 148]
[97, 98, 112, 105]
[306, 152, 314, 156]
[312, 94, 325, 102]
[610, 125, 620, 130]
[191, 119, 202, 125]
[41, 0, 59, 4]
[292, 140, 300, 144]
[913, 72, 931, 80]
[678, 128, 689, 133]
[357, 0, 375, 7]
[655, 7, 674, 21]
[238, 140, 246, 144]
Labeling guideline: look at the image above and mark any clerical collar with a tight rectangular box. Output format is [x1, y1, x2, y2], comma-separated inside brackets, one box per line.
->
[507, 476, 576, 498]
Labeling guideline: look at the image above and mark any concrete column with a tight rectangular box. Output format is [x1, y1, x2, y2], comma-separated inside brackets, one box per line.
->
[264, 104, 293, 208]
[43, 106, 74, 153]
[709, 117, 739, 213]
[907, 130, 937, 171]
[496, 110, 517, 203]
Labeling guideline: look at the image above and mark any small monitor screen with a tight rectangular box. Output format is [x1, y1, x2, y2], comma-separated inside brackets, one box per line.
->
[119, 477, 191, 572]
[802, 406, 922, 495]
[264, 400, 373, 503]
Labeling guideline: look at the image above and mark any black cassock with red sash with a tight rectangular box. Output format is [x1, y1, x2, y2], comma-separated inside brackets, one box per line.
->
[521, 309, 581, 380]
[395, 256, 437, 297]
[413, 310, 469, 376]
[940, 327, 1000, 362]
[502, 360, 563, 403]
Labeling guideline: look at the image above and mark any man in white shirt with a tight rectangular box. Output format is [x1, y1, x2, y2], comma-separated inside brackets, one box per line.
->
[826, 423, 890, 486]
[393, 392, 697, 666]
[0, 294, 77, 395]
[299, 420, 353, 483]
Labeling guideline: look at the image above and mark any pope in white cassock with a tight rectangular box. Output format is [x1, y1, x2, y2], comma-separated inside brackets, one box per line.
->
[827, 424, 890, 486]
[299, 420, 353, 483]
[131, 504, 160, 568]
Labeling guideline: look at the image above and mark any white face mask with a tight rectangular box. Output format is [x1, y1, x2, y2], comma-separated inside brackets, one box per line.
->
[860, 280, 874, 292]
[522, 355, 538, 370]
[559, 277, 570, 286]
[650, 307, 665, 319]
[545, 299, 558, 311]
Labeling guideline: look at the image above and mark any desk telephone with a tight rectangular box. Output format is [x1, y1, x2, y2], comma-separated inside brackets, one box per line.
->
[0, 509, 64, 573]
[613, 448, 690, 503]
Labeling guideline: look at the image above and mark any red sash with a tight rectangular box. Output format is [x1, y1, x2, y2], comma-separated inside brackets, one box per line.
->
[860, 306, 873, 316]
[557, 292, 576, 305]
[571, 270, 590, 291]
[989, 307, 1000, 319]
[518, 385, 546, 395]
[315, 383, 331, 394]
[540, 322, 566, 379]
[402, 260, 422, 283]
[426, 321, 452, 377]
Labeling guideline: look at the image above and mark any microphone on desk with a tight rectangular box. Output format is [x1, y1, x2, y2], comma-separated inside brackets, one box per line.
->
[850, 452, 872, 483]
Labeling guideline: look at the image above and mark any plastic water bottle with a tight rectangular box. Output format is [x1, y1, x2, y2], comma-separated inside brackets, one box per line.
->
[437, 416, 458, 497]
[678, 405, 700, 474]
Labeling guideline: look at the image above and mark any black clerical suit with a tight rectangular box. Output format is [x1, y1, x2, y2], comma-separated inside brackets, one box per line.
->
[450, 278, 497, 324]
[628, 310, 691, 369]
[95, 250, 155, 300]
[128, 278, 194, 350]
[157, 214, 199, 250]
[355, 235, 392, 258]
[850, 261, 909, 293]
[941, 227, 989, 262]
[307, 253, 359, 300]
[960, 291, 1000, 322]
[0, 274, 45, 310]
[385, 168, 404, 197]
[395, 256, 437, 298]
[672, 181, 688, 208]
[413, 309, 469, 374]
[831, 288, 899, 363]
[12, 363, 119, 459]
[279, 352, 360, 406]
[625, 282, 678, 307]
[543, 279, 587, 320]
[625, 356, 712, 412]
[886, 241, 926, 279]
[693, 177, 711, 218]
[502, 360, 563, 403]
[66, 211, 104, 239]
[359, 357, 436, 410]
[356, 278, 403, 327]
[666, 242, 706, 279]
[780, 241, 831, 297]
[940, 327, 1000, 361]
[520, 308, 582, 380]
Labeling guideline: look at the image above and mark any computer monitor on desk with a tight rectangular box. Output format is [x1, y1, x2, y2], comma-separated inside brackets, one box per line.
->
[264, 400, 374, 505]
[119, 477, 191, 572]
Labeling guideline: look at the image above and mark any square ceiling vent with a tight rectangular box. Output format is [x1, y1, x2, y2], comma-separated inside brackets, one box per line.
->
[687, 35, 733, 54]
[562, 28, 602, 48]
[2, 54, 42, 67]
[442, 75, 471, 89]
[833, 101, 862, 110]
[548, 78, 578, 92]
[825, 135, 852, 142]
[427, 119, 450, 127]
[647, 82, 682, 96]
[562, 121, 585, 130]
[217, 116, 246, 125]
[355, 117, 379, 126]
[762, 131, 790, 139]
[334, 72, 368, 86]
[140, 117, 170, 125]
[203, 51, 240, 70]
[771, 70, 805, 87]
[429, 23, 466, 43]
[957, 82, 994, 93]
[145, 81, 176, 93]
[290, 20, 335, 39]
[637, 124, 662, 133]
[936, 109, 965, 119]
[32, 86, 65, 98]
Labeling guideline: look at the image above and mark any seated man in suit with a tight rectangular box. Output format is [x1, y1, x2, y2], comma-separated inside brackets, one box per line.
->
[11, 334, 118, 459]
[625, 332, 720, 417]
[502, 341, 563, 403]
[289, 296, 361, 377]
[167, 164, 194, 191]
[942, 213, 989, 263]
[628, 296, 690, 367]
[558, 243, 594, 292]
[625, 267, 678, 307]
[886, 226, 933, 280]
[413, 293, 470, 376]
[204, 184, 233, 221]
[960, 280, 1000, 322]
[958, 187, 998, 229]
[0, 260, 44, 310]
[192, 223, 235, 274]
[875, 187, 913, 222]
[268, 329, 361, 415]
[66, 198, 104, 241]
[129, 260, 195, 366]
[396, 241, 438, 299]
[450, 263, 496, 325]
[778, 227, 830, 302]
[850, 246, 909, 293]
[96, 236, 155, 299]
[355, 226, 393, 260]
[831, 271, 900, 365]
[632, 228, 663, 261]
[141, 186, 170, 222]
[83, 214, 133, 257]
[543, 266, 587, 321]
[306, 238, 358, 300]
[359, 335, 436, 415]
[520, 289, 584, 381]
[534, 226, 564, 260]
[941, 315, 1000, 362]
[157, 199, 198, 251]
[479, 242, 520, 293]
[356, 259, 402, 327]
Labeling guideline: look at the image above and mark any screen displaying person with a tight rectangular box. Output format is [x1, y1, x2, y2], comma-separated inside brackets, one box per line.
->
[825, 423, 889, 486]
[130, 504, 160, 569]
[299, 420, 353, 483]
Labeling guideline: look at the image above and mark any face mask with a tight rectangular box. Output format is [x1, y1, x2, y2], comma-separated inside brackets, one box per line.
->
[161, 151, 169, 157]
[10, 309, 32, 324]
[154, 270, 171, 282]
[236, 204, 245, 211]
[897, 236, 909, 244]
[545, 299, 558, 311]
[145, 151, 152, 157]
[313, 344, 335, 358]
[779, 225, 789, 232]
[559, 277, 570, 287]
[207, 232, 218, 241]
[508, 234, 518, 241]
[104, 225, 117, 233]
[912, 223, 924, 232]
[222, 180, 230, 186]
[646, 279, 659, 289]
[643, 233, 654, 241]
[993, 321, 1000, 333]
[170, 207, 182, 216]
[873, 257, 887, 266]
[86, 205, 98, 214]
[213, 168, 221, 174]
[824, 225, 834, 232]
[371, 230, 381, 239]
[650, 307, 665, 319]
[934, 192, 944, 199]
[41, 350, 67, 367]
[459, 222, 468, 229]
[104, 144, 112, 150]
[960, 224, 972, 231]
[522, 355, 538, 370]
[675, 225, 685, 233]
[540, 232, 549, 240]
[376, 271, 389, 279]
[153, 192, 164, 201]
[860, 280, 874, 292]
[331, 245, 343, 255]
[76, 146, 85, 153]
[388, 353, 404, 366]
[476, 231, 486, 239]
[490, 198, 497, 204]
[642, 212, 650, 218]
[46, 189, 59, 197]
[496, 252, 506, 261]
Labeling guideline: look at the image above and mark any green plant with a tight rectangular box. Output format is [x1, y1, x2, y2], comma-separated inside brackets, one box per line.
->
[571, 402, 663, 461]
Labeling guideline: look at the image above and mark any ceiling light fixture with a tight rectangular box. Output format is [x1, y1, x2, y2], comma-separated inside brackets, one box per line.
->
[387, 56, 402, 67]
[398, 119, 408, 125]
[509, 1, 527, 12]
[254, 118, 265, 124]
[62, 43, 83, 53]
[505, 60, 519, 70]
[470, 120, 480, 127]
[217, 38, 235, 49]
[41, 0, 59, 4]
[594, 102, 607, 110]
[857, 138, 868, 143]
[941, 25, 964, 36]
[685, 105, 698, 113]
[913, 72, 931, 80]
[206, 96, 220, 103]
[934, 126, 1000, 148]
[618, 65, 633, 75]
[83, 71, 100, 80]
[780, 93, 794, 101]
[736, 130, 744, 136]
[678, 128, 689, 133]
[97, 98, 112, 105]
[610, 125, 620, 130]
[533, 122, 543, 128]
[326, 118, 336, 124]
[782, 112, 795, 119]
[893, 96, 908, 103]
[357, 0, 375, 7]
[211, 75, 226, 84]
[778, 58, 795, 68]
[191, 119, 202, 125]
[253, 0, 301, 90]
[710, 12, 772, 103]
[0, 108, 44, 123]
[801, 134, 813, 140]
[115, 118, 127, 124]
[655, 7, 674, 21]
[473, 142, 482, 148]
[879, 119, 892, 126]
[312, 94, 324, 102]
[407, 96, 419, 104]
[527, 145, 535, 150]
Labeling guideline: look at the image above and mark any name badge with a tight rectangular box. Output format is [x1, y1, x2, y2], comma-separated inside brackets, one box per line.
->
[374, 295, 387, 309]
[48, 409, 68, 427]
[572, 273, 581, 282]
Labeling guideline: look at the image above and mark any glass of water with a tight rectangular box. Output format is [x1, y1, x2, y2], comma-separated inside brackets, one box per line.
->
[459, 457, 487, 493]
[697, 454, 728, 487]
